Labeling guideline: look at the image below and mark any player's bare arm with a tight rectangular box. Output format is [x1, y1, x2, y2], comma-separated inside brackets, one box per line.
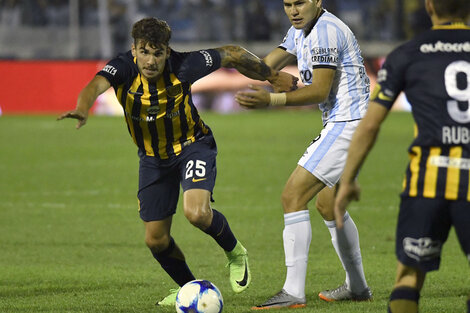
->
[334, 101, 389, 228]
[235, 67, 335, 108]
[263, 47, 297, 71]
[215, 45, 297, 92]
[57, 75, 111, 129]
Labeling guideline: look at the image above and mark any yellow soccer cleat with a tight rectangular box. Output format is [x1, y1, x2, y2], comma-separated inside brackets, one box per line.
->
[156, 287, 180, 306]
[225, 241, 251, 293]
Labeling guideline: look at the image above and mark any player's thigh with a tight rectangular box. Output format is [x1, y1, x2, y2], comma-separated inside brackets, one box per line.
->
[298, 120, 359, 187]
[179, 136, 217, 196]
[450, 200, 470, 260]
[138, 161, 180, 222]
[179, 137, 217, 227]
[396, 196, 452, 273]
[138, 179, 180, 222]
[282, 165, 325, 212]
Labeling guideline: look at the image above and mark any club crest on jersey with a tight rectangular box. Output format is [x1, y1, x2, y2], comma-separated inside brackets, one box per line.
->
[147, 106, 160, 114]
[166, 84, 182, 97]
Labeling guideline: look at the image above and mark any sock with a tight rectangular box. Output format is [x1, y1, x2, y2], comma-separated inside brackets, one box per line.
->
[152, 237, 196, 287]
[324, 212, 368, 293]
[388, 287, 420, 313]
[282, 210, 311, 299]
[203, 209, 237, 252]
[467, 296, 470, 313]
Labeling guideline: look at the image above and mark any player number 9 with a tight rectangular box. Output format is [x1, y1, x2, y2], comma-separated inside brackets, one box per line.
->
[445, 60, 470, 124]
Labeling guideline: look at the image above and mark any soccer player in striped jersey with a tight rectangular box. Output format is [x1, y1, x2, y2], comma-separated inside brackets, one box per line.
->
[334, 0, 470, 312]
[58, 17, 296, 307]
[236, 0, 372, 309]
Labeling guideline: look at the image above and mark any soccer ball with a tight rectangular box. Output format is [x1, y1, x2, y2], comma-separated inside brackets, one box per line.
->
[175, 279, 224, 313]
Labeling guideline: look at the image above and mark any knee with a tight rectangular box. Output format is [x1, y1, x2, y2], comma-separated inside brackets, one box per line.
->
[281, 185, 309, 213]
[145, 232, 170, 253]
[281, 189, 297, 212]
[184, 205, 212, 229]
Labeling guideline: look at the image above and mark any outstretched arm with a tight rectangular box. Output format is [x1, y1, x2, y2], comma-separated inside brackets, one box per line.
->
[57, 75, 111, 129]
[235, 67, 335, 109]
[214, 45, 297, 92]
[263, 47, 297, 71]
[334, 102, 389, 227]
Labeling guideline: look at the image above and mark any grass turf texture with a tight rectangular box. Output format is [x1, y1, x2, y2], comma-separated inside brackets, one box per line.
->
[0, 110, 468, 313]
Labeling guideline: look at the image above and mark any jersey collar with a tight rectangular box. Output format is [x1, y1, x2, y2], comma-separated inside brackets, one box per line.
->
[303, 9, 326, 37]
[432, 22, 470, 30]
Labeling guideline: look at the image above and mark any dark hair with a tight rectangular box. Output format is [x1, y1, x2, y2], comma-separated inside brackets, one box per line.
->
[131, 17, 171, 47]
[432, 0, 470, 20]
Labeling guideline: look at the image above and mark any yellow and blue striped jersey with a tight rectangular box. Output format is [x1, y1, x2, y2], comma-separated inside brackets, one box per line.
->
[371, 23, 470, 200]
[97, 49, 221, 159]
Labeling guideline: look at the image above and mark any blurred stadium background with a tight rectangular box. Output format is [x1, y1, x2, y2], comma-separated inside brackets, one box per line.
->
[2, 2, 470, 312]
[0, 0, 432, 114]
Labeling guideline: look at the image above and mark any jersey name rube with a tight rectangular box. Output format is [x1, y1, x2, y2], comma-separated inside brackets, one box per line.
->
[442, 126, 470, 144]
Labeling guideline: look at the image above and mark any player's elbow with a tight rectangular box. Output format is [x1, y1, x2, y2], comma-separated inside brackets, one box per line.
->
[217, 45, 243, 67]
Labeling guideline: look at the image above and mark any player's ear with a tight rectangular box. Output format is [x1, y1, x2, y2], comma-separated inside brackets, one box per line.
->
[166, 46, 171, 60]
[424, 0, 434, 19]
[131, 43, 136, 57]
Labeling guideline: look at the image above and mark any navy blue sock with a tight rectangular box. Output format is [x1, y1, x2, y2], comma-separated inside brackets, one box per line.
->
[467, 298, 470, 313]
[152, 237, 195, 287]
[388, 287, 420, 313]
[203, 209, 237, 252]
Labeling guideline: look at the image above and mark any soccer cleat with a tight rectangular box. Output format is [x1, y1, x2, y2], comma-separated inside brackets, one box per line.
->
[225, 241, 251, 293]
[251, 289, 306, 310]
[156, 287, 180, 306]
[318, 283, 373, 302]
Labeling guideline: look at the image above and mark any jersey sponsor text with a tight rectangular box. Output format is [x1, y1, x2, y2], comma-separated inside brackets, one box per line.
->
[312, 55, 338, 63]
[199, 50, 213, 67]
[420, 41, 470, 53]
[102, 65, 117, 75]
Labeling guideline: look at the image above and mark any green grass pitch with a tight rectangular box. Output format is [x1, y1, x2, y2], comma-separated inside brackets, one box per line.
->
[0, 110, 468, 312]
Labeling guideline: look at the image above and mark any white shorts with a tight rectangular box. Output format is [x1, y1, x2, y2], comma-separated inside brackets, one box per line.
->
[298, 120, 360, 187]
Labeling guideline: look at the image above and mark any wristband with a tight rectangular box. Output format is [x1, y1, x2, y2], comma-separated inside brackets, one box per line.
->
[269, 93, 287, 106]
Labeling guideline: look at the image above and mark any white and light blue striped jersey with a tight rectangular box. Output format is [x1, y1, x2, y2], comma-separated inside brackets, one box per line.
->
[280, 10, 370, 125]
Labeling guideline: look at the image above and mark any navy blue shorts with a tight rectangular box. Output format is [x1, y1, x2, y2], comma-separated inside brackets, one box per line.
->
[396, 196, 470, 272]
[137, 135, 217, 222]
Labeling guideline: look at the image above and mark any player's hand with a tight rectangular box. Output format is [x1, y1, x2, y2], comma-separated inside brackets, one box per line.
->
[334, 181, 361, 228]
[235, 85, 270, 109]
[57, 109, 89, 129]
[269, 71, 298, 93]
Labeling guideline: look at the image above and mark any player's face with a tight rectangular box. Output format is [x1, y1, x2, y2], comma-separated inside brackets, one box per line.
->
[283, 0, 322, 29]
[132, 40, 170, 81]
